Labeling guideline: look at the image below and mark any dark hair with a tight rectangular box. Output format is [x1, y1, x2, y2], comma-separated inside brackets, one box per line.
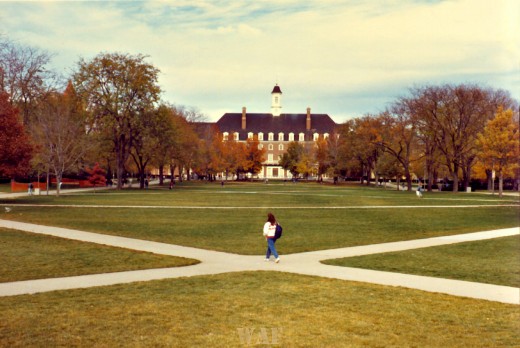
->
[267, 213, 276, 225]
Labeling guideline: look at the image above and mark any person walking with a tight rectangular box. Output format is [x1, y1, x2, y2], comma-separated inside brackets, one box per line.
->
[263, 212, 280, 263]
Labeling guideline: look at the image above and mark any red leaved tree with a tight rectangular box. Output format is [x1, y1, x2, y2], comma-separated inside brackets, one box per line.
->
[0, 92, 33, 177]
[86, 163, 106, 191]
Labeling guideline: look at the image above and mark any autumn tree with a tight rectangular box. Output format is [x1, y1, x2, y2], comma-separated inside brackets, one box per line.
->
[0, 92, 32, 177]
[314, 136, 331, 180]
[30, 82, 91, 196]
[243, 136, 266, 178]
[86, 162, 107, 190]
[476, 107, 519, 197]
[337, 116, 381, 185]
[73, 53, 161, 189]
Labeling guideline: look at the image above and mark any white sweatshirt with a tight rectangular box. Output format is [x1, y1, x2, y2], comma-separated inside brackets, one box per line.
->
[263, 222, 277, 239]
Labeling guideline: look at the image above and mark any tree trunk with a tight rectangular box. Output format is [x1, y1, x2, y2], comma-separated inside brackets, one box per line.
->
[498, 170, 503, 197]
[159, 165, 164, 185]
[485, 169, 493, 191]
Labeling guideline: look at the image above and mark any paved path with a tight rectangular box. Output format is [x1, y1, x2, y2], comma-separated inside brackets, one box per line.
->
[0, 219, 518, 304]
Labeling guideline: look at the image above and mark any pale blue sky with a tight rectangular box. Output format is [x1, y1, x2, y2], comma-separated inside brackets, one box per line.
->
[1, 0, 518, 122]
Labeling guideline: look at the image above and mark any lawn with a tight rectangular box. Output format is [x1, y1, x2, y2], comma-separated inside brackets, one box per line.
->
[0, 228, 198, 282]
[323, 235, 520, 288]
[0, 182, 518, 347]
[0, 183, 11, 193]
[0, 272, 518, 347]
[0, 182, 518, 254]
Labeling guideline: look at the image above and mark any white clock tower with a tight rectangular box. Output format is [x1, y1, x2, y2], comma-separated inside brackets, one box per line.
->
[271, 84, 282, 116]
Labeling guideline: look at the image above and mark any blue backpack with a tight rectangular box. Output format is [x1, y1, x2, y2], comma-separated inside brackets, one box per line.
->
[275, 224, 283, 240]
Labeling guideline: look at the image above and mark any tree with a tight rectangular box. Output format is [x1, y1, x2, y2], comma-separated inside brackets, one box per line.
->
[0, 37, 57, 124]
[73, 53, 161, 189]
[408, 84, 517, 192]
[375, 108, 419, 191]
[86, 163, 107, 190]
[337, 116, 381, 185]
[476, 107, 519, 197]
[314, 136, 331, 180]
[149, 104, 184, 185]
[243, 136, 266, 178]
[30, 82, 90, 196]
[0, 92, 32, 177]
[278, 141, 305, 178]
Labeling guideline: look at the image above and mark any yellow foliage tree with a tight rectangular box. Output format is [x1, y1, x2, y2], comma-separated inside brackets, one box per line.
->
[476, 107, 519, 197]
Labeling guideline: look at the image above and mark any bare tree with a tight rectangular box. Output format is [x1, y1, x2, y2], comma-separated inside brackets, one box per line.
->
[30, 83, 91, 196]
[0, 37, 58, 124]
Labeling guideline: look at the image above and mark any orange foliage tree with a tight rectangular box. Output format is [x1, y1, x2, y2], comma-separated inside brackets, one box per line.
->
[476, 107, 519, 196]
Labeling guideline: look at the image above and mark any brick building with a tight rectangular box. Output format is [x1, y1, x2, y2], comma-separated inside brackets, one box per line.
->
[214, 84, 338, 179]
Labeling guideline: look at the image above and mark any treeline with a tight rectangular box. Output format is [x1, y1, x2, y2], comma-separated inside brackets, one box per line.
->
[0, 39, 267, 192]
[1, 37, 519, 196]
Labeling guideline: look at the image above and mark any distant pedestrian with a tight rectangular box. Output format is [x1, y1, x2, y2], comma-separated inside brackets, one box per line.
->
[263, 212, 280, 263]
[28, 183, 33, 195]
[416, 186, 423, 198]
[145, 179, 149, 189]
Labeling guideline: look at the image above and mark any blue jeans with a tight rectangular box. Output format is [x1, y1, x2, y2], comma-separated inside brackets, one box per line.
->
[266, 238, 279, 259]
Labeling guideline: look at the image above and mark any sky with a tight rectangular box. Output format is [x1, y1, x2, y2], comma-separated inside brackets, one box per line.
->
[1, 0, 519, 123]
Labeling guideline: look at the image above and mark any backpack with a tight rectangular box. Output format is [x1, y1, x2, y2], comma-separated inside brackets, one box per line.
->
[274, 224, 283, 240]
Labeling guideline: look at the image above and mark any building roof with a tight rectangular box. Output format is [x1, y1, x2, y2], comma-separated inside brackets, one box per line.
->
[216, 113, 337, 137]
[271, 85, 282, 94]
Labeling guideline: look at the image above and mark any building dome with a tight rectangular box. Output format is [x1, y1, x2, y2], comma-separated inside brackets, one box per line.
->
[271, 84, 282, 94]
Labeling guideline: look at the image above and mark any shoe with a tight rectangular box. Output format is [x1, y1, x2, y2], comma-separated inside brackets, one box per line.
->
[264, 258, 270, 262]
[275, 258, 280, 263]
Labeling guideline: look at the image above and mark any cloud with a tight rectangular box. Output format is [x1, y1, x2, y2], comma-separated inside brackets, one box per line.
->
[1, 0, 518, 122]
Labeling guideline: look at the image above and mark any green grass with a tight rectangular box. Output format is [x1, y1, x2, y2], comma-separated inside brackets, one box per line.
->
[323, 235, 520, 288]
[0, 228, 198, 282]
[0, 203, 517, 254]
[0, 272, 518, 347]
[0, 183, 11, 193]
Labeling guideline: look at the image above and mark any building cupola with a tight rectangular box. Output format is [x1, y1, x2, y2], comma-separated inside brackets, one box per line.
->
[271, 84, 282, 116]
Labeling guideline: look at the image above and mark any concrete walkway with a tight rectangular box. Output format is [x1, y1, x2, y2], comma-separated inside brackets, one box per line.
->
[0, 218, 518, 304]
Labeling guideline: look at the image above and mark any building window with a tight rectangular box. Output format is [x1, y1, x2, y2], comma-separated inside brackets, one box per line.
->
[258, 132, 264, 141]
[268, 132, 274, 141]
[272, 168, 279, 177]
[234, 132, 239, 141]
[313, 133, 319, 141]
[268, 154, 273, 162]
[258, 144, 263, 150]
[223, 132, 229, 141]
[248, 132, 253, 139]
[278, 132, 284, 141]
[268, 144, 274, 150]
[278, 144, 284, 150]
[289, 132, 294, 141]
[299, 133, 305, 142]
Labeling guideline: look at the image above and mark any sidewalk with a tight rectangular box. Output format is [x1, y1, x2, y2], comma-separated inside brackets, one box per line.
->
[0, 219, 518, 304]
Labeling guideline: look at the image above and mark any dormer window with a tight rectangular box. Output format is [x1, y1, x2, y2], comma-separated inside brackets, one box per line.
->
[248, 132, 254, 139]
[258, 132, 264, 141]
[324, 133, 329, 139]
[268, 132, 274, 141]
[313, 133, 319, 141]
[234, 132, 239, 141]
[278, 132, 284, 141]
[299, 133, 305, 142]
[223, 132, 229, 141]
[289, 133, 294, 141]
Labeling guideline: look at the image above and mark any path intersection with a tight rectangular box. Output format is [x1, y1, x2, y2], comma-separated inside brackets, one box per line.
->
[0, 219, 518, 304]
